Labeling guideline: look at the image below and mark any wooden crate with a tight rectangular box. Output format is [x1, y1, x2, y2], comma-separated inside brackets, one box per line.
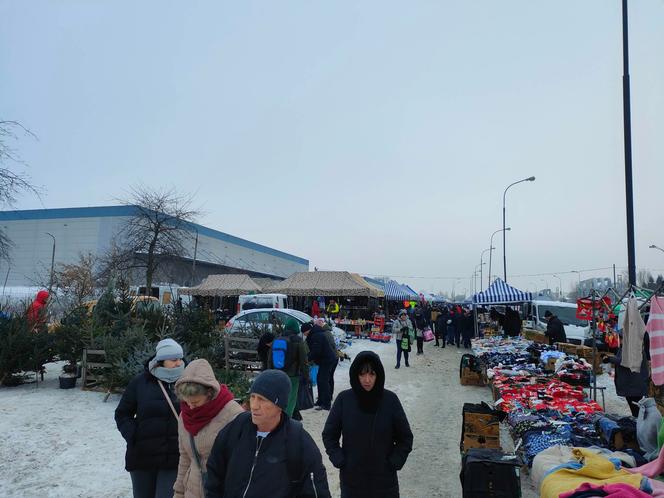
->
[463, 411, 500, 437]
[461, 367, 486, 386]
[462, 433, 501, 451]
[576, 345, 593, 356]
[555, 342, 579, 355]
[523, 329, 548, 344]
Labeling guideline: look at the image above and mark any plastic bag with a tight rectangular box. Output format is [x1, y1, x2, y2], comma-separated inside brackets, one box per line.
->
[309, 365, 319, 386]
[637, 398, 662, 460]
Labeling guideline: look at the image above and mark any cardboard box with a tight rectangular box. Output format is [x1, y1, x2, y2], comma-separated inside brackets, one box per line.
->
[523, 329, 548, 344]
[461, 367, 486, 386]
[462, 433, 501, 451]
[545, 357, 558, 372]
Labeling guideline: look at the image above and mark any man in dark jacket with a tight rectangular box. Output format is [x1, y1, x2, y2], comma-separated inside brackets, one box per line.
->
[461, 308, 475, 348]
[206, 370, 330, 498]
[322, 351, 413, 498]
[268, 319, 309, 417]
[435, 308, 448, 348]
[544, 310, 567, 345]
[302, 322, 337, 411]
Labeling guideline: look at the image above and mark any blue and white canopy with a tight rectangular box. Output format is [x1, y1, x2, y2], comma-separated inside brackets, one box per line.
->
[472, 278, 533, 305]
[364, 277, 419, 301]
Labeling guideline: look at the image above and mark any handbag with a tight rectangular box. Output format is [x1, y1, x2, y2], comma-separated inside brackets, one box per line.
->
[297, 376, 315, 411]
[423, 327, 435, 342]
[400, 336, 410, 350]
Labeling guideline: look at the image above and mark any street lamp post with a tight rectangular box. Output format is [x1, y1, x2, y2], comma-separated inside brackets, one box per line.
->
[489, 228, 510, 287]
[503, 177, 535, 282]
[191, 227, 199, 286]
[44, 232, 56, 293]
[650, 244, 664, 254]
[552, 274, 563, 300]
[572, 270, 582, 296]
[480, 248, 493, 289]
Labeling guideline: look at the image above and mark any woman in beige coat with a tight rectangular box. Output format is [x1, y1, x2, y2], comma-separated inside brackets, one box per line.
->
[173, 359, 244, 498]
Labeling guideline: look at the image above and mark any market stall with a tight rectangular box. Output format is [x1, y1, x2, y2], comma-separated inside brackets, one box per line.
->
[471, 278, 533, 337]
[268, 271, 385, 321]
[179, 274, 265, 319]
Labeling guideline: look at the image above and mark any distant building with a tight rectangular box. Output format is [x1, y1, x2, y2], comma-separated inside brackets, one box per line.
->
[578, 277, 613, 296]
[0, 206, 308, 288]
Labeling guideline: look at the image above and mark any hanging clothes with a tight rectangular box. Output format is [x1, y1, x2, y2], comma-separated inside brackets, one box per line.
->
[647, 296, 664, 385]
[621, 297, 646, 373]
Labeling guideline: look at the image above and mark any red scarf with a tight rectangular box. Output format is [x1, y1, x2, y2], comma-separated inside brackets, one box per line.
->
[181, 384, 235, 436]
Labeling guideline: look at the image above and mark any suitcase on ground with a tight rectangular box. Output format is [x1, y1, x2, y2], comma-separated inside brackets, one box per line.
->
[460, 448, 522, 498]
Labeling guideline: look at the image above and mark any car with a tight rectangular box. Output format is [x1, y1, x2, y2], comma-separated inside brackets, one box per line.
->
[226, 308, 346, 342]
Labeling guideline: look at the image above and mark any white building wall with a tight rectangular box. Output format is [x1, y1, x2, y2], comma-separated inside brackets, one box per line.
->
[0, 208, 307, 286]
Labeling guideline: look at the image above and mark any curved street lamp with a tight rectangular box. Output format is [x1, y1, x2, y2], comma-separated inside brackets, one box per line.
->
[44, 232, 56, 293]
[650, 244, 664, 254]
[503, 176, 536, 282]
[552, 274, 563, 300]
[489, 227, 510, 287]
[480, 248, 493, 291]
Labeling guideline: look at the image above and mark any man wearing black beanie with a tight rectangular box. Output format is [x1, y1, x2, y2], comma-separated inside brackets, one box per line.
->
[205, 370, 330, 498]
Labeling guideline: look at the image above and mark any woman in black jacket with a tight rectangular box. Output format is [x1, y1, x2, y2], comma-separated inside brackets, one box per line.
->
[322, 351, 413, 498]
[114, 338, 185, 498]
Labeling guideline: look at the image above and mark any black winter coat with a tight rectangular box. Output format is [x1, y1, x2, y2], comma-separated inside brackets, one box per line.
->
[306, 326, 337, 366]
[610, 344, 649, 397]
[545, 316, 567, 345]
[322, 352, 413, 498]
[114, 369, 180, 471]
[205, 412, 330, 498]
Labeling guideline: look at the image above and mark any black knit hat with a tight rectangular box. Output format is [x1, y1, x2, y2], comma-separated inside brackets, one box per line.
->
[250, 369, 291, 411]
[301, 322, 314, 333]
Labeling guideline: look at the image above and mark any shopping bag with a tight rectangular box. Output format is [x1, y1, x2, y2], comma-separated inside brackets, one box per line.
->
[309, 364, 319, 386]
[400, 337, 410, 350]
[423, 327, 435, 342]
[297, 377, 315, 411]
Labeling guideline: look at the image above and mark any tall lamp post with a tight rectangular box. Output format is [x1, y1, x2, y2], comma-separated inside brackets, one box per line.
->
[503, 176, 536, 282]
[552, 274, 563, 300]
[489, 227, 510, 287]
[572, 270, 582, 296]
[44, 232, 56, 293]
[480, 248, 493, 289]
[622, 0, 636, 286]
[191, 227, 199, 286]
[650, 244, 664, 254]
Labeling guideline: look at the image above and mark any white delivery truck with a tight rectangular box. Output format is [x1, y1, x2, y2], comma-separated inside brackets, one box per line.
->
[522, 299, 591, 345]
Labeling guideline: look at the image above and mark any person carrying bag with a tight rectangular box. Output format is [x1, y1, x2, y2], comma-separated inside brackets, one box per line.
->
[394, 310, 414, 369]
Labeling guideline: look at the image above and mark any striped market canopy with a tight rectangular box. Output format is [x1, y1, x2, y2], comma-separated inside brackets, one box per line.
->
[472, 278, 533, 305]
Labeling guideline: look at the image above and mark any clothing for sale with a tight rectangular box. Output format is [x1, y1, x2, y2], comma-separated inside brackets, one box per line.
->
[608, 348, 649, 398]
[621, 297, 647, 372]
[559, 482, 652, 498]
[647, 296, 664, 385]
[540, 448, 648, 498]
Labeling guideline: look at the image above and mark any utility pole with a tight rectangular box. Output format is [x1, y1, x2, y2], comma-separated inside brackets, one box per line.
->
[622, 0, 636, 286]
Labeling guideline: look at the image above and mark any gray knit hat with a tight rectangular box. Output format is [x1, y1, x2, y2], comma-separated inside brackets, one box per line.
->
[250, 369, 291, 411]
[154, 338, 184, 361]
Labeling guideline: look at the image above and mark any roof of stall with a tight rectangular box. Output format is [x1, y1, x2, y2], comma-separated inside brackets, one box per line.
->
[472, 278, 533, 304]
[179, 274, 263, 297]
[268, 271, 384, 298]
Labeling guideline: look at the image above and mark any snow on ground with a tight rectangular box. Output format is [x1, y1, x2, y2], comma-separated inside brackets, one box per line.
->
[0, 341, 628, 498]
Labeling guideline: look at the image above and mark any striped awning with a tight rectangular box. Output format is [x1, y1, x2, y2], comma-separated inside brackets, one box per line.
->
[363, 277, 419, 301]
[472, 278, 533, 304]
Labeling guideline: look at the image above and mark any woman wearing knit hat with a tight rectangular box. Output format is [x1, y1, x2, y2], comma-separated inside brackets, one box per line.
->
[115, 338, 185, 498]
[173, 359, 244, 498]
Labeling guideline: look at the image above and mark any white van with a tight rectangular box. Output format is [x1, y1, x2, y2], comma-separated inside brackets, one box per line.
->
[131, 284, 192, 307]
[523, 300, 591, 345]
[238, 293, 288, 312]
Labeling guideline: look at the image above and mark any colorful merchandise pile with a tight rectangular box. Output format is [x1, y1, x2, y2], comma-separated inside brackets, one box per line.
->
[493, 374, 602, 415]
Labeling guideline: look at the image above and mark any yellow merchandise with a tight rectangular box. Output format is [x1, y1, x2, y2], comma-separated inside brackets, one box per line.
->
[540, 448, 644, 498]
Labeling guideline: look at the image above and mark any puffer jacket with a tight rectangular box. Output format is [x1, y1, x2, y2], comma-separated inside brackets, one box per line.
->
[173, 360, 244, 498]
[114, 363, 180, 471]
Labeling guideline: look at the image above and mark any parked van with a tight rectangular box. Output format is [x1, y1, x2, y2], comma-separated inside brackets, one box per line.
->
[238, 293, 288, 312]
[523, 299, 591, 345]
[130, 284, 192, 307]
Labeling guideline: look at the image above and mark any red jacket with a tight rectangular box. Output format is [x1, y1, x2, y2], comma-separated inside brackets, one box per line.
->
[312, 300, 320, 317]
[27, 290, 49, 327]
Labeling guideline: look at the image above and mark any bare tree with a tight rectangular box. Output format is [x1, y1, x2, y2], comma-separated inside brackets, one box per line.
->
[112, 186, 200, 293]
[53, 252, 99, 306]
[0, 120, 42, 261]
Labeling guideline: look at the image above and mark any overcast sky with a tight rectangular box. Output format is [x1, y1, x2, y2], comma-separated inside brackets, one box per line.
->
[1, 1, 663, 296]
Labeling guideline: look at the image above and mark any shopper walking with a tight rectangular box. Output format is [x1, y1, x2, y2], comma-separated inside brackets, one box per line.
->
[205, 370, 330, 498]
[268, 318, 309, 417]
[413, 306, 427, 355]
[394, 310, 414, 369]
[461, 308, 475, 349]
[173, 359, 243, 498]
[301, 322, 337, 411]
[435, 308, 448, 348]
[115, 338, 185, 498]
[322, 351, 414, 498]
